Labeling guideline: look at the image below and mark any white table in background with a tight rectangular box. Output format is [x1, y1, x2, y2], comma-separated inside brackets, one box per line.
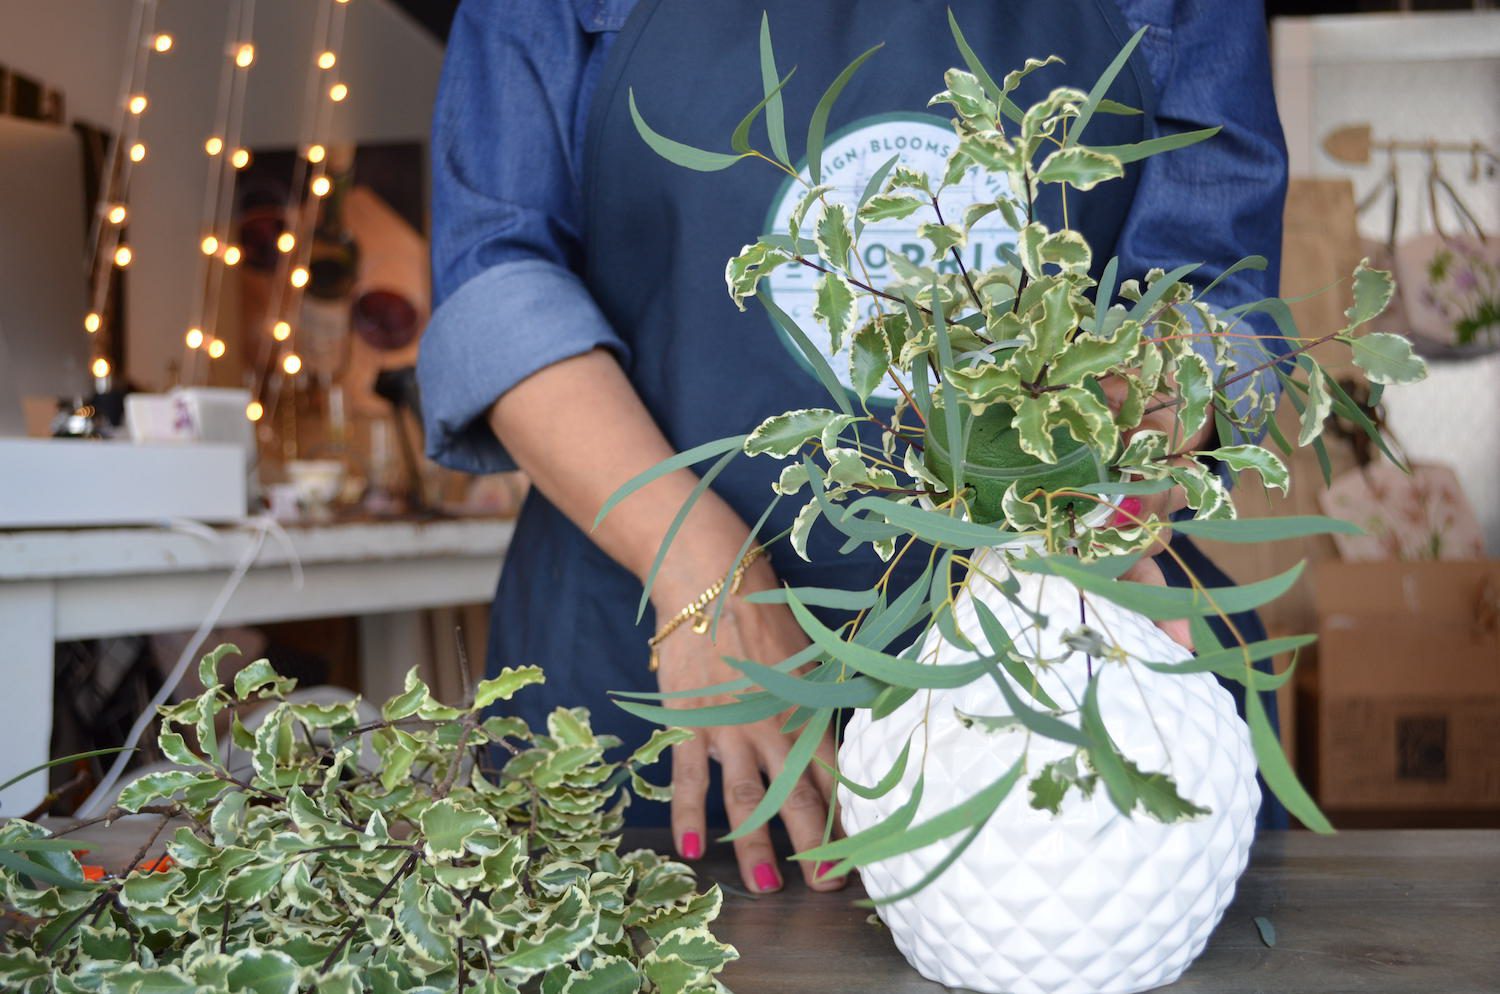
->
[0, 516, 512, 813]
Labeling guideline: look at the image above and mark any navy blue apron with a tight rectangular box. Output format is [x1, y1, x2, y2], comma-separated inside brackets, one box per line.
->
[486, 0, 1285, 829]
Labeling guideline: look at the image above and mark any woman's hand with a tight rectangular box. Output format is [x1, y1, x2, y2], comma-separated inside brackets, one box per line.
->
[486, 351, 842, 890]
[1099, 374, 1215, 650]
[651, 550, 844, 894]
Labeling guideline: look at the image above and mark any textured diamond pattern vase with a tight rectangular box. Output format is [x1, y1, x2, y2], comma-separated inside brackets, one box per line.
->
[839, 546, 1260, 994]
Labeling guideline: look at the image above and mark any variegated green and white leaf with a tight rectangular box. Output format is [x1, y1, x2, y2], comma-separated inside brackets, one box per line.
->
[774, 462, 811, 496]
[851, 321, 892, 401]
[1015, 395, 1059, 463]
[790, 500, 822, 561]
[813, 271, 859, 352]
[745, 409, 842, 457]
[858, 192, 927, 224]
[916, 221, 966, 259]
[928, 68, 996, 123]
[1350, 332, 1426, 386]
[1298, 362, 1333, 446]
[788, 183, 834, 243]
[814, 202, 854, 269]
[724, 241, 790, 311]
[1177, 351, 1214, 440]
[1204, 445, 1289, 494]
[1342, 260, 1396, 333]
[1035, 146, 1124, 190]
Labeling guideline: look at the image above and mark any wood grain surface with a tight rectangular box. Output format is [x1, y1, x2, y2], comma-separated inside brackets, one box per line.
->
[53, 822, 1500, 993]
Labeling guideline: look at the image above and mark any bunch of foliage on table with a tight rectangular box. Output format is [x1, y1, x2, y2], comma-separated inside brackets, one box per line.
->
[607, 14, 1427, 896]
[0, 646, 734, 994]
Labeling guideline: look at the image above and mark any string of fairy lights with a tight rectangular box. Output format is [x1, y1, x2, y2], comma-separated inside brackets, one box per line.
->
[252, 0, 354, 425]
[179, 0, 257, 385]
[81, 0, 354, 421]
[84, 0, 174, 386]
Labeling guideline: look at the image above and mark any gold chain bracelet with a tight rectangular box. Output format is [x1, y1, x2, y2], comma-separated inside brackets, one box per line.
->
[647, 545, 768, 672]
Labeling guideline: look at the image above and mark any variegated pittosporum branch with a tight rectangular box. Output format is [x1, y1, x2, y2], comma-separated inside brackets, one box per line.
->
[0, 644, 735, 993]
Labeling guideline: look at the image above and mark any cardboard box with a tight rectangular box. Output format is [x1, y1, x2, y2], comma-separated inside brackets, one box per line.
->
[1312, 561, 1500, 811]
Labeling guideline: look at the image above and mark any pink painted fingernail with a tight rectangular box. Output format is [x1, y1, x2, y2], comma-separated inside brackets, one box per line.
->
[816, 861, 838, 879]
[1109, 496, 1142, 528]
[753, 862, 781, 892]
[681, 832, 703, 860]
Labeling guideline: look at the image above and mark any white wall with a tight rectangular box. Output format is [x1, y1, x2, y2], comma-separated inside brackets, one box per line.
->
[1274, 11, 1500, 555]
[0, 0, 443, 389]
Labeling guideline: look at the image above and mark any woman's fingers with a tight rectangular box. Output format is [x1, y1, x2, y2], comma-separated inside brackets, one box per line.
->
[759, 731, 845, 892]
[670, 734, 709, 862]
[807, 728, 838, 804]
[1121, 555, 1193, 650]
[718, 742, 783, 893]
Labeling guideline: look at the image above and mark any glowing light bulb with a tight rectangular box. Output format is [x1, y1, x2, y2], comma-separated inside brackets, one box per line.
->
[114, 245, 133, 267]
[311, 176, 331, 197]
[306, 144, 326, 164]
[329, 83, 348, 102]
[317, 51, 337, 70]
[129, 142, 146, 162]
[282, 353, 302, 375]
[276, 232, 295, 253]
[230, 148, 250, 169]
[107, 205, 127, 224]
[92, 357, 111, 378]
[291, 267, 309, 288]
[272, 320, 291, 341]
[84, 312, 101, 333]
[246, 401, 264, 422]
[128, 95, 147, 115]
[205, 136, 224, 156]
[207, 339, 227, 359]
[185, 328, 204, 349]
[222, 246, 242, 266]
[153, 33, 173, 53]
[235, 44, 255, 68]
[201, 235, 219, 255]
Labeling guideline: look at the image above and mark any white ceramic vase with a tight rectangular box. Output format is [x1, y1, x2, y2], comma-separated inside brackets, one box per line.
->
[838, 544, 1260, 994]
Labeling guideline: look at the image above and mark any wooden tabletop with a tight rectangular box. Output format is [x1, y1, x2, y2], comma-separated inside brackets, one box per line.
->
[685, 829, 1500, 994]
[51, 823, 1500, 993]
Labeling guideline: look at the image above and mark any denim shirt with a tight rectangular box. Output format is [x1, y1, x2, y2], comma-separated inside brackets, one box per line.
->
[419, 0, 1288, 473]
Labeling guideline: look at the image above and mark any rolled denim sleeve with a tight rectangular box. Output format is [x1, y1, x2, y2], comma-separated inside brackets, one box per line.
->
[418, 0, 628, 474]
[1114, 0, 1290, 445]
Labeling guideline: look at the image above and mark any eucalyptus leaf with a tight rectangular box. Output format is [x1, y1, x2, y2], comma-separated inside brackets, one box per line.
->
[628, 90, 747, 172]
[1090, 126, 1221, 164]
[807, 45, 884, 185]
[595, 434, 747, 529]
[730, 68, 796, 155]
[721, 709, 832, 841]
[1070, 26, 1146, 144]
[758, 13, 790, 166]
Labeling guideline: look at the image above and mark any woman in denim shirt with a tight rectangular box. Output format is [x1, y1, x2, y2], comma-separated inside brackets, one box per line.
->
[418, 0, 1290, 895]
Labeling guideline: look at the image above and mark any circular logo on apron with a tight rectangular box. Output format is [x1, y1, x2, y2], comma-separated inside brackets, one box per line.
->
[763, 112, 1017, 402]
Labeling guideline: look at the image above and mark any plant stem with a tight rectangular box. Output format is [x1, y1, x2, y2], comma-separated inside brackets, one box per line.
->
[794, 256, 928, 314]
[1143, 332, 1339, 416]
[1011, 165, 1035, 314]
[318, 850, 419, 974]
[929, 196, 985, 315]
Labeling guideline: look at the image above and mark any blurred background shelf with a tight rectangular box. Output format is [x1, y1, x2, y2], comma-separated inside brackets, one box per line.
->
[0, 513, 511, 813]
